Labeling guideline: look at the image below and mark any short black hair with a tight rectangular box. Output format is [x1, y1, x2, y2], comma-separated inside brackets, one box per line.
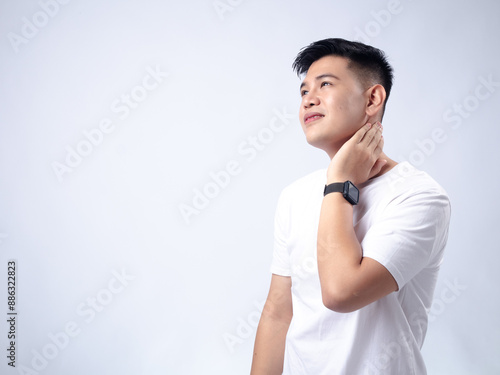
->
[292, 38, 394, 115]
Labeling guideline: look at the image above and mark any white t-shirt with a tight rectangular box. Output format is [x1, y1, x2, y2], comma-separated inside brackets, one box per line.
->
[271, 162, 451, 375]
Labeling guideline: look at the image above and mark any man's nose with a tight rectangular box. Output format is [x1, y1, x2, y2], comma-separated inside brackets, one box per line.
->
[304, 94, 320, 108]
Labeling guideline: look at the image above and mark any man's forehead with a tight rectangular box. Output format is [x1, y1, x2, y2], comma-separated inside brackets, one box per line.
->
[300, 55, 349, 87]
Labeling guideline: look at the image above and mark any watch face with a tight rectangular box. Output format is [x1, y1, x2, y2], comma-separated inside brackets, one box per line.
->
[346, 181, 359, 205]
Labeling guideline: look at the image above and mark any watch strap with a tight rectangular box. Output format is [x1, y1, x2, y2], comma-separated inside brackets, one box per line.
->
[324, 181, 359, 205]
[323, 182, 344, 196]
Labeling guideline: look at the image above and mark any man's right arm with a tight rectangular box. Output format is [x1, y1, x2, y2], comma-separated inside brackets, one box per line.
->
[250, 274, 293, 375]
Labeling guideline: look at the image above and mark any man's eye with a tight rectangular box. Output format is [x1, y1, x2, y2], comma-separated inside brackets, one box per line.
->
[301, 90, 308, 97]
[321, 81, 332, 87]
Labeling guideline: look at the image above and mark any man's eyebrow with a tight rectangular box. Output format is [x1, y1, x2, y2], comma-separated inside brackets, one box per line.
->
[300, 74, 340, 89]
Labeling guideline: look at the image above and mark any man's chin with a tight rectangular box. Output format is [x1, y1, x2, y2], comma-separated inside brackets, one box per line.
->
[305, 136, 332, 153]
[305, 134, 345, 156]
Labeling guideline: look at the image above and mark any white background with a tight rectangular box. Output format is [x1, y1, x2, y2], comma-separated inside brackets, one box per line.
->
[1, 0, 499, 374]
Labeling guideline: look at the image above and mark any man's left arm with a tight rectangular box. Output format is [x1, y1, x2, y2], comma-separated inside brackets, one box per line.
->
[317, 122, 398, 313]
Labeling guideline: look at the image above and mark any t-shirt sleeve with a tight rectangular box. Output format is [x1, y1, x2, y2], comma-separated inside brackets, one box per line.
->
[361, 188, 451, 289]
[270, 189, 292, 276]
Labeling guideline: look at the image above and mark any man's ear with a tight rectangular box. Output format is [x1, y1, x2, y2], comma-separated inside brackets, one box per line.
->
[365, 84, 386, 117]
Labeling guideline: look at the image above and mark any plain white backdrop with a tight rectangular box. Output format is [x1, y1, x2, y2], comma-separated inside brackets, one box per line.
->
[0, 0, 499, 374]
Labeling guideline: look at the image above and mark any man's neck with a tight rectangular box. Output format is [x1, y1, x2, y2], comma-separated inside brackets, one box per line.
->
[325, 148, 398, 181]
[372, 152, 398, 179]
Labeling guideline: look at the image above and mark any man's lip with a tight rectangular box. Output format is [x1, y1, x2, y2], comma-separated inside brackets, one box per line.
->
[304, 112, 325, 124]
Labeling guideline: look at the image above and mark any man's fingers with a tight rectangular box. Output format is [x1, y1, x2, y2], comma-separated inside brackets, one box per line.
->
[354, 123, 374, 144]
[358, 122, 382, 147]
[373, 132, 384, 155]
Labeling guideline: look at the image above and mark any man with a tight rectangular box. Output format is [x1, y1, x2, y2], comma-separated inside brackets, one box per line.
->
[250, 38, 451, 374]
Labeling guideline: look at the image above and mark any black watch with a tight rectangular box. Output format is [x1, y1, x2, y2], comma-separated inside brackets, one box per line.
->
[323, 181, 359, 205]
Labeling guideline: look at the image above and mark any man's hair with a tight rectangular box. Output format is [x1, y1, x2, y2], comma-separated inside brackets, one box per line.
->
[292, 38, 394, 115]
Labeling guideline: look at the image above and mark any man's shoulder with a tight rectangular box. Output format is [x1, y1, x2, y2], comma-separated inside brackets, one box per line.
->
[367, 162, 451, 216]
[378, 162, 448, 196]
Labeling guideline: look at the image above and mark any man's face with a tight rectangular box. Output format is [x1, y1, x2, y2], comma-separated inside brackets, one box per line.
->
[299, 55, 369, 155]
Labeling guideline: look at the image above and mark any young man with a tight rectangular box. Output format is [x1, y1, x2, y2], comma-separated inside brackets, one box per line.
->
[250, 38, 451, 374]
